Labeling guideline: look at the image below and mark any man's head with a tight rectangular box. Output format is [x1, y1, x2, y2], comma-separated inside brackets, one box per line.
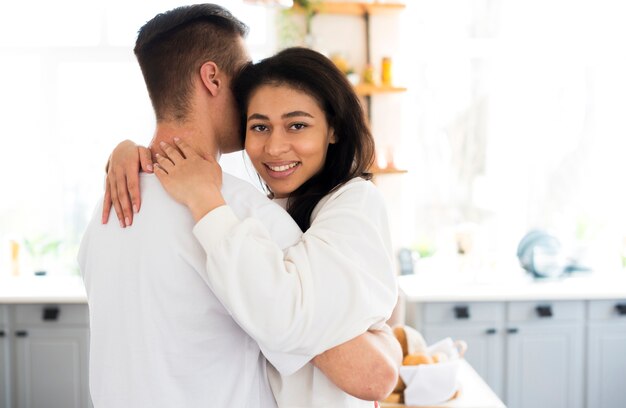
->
[134, 4, 249, 125]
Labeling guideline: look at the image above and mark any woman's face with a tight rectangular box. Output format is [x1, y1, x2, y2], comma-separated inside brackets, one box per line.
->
[244, 84, 335, 198]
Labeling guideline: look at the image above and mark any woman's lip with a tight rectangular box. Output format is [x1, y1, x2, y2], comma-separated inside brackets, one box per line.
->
[264, 162, 300, 179]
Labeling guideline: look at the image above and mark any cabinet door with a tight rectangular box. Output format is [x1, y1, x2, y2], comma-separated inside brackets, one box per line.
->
[0, 325, 8, 408]
[13, 327, 89, 408]
[587, 321, 626, 407]
[423, 324, 505, 399]
[505, 323, 584, 408]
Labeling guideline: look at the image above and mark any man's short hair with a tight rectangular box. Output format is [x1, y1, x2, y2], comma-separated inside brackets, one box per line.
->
[134, 4, 249, 121]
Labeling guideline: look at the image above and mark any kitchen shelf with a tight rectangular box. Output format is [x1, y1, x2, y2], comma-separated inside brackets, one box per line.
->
[369, 166, 408, 175]
[300, 2, 406, 16]
[354, 83, 407, 96]
[289, 1, 408, 179]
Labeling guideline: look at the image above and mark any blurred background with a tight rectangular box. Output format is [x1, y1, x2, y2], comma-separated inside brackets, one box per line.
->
[1, 0, 625, 280]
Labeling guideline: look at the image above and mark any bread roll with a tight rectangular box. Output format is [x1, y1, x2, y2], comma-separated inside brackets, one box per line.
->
[392, 325, 428, 355]
[403, 352, 434, 365]
[403, 325, 428, 355]
[392, 325, 408, 357]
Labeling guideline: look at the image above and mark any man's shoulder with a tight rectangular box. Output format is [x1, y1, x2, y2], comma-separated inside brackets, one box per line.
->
[78, 174, 198, 270]
[222, 172, 265, 197]
[221, 172, 272, 214]
[139, 174, 193, 215]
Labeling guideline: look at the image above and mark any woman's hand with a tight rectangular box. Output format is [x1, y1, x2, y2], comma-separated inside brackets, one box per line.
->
[102, 140, 153, 227]
[154, 138, 226, 222]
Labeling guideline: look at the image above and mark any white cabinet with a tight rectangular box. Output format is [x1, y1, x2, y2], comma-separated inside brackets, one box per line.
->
[408, 300, 586, 407]
[1, 305, 9, 408]
[586, 299, 626, 408]
[1, 304, 90, 408]
[505, 301, 584, 408]
[411, 302, 506, 398]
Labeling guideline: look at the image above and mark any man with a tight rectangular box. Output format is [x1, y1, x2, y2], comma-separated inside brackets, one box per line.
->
[79, 4, 399, 407]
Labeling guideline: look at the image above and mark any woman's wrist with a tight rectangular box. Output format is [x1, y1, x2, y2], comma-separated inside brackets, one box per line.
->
[187, 186, 226, 222]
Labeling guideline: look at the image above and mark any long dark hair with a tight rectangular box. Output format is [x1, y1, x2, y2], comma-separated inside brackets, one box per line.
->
[234, 47, 375, 231]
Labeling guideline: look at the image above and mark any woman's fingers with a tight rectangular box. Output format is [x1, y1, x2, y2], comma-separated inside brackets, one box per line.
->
[125, 172, 139, 220]
[153, 162, 167, 175]
[159, 141, 185, 163]
[108, 171, 125, 228]
[173, 138, 197, 160]
[155, 153, 174, 171]
[125, 164, 141, 217]
[139, 146, 154, 173]
[115, 168, 134, 227]
[102, 179, 113, 224]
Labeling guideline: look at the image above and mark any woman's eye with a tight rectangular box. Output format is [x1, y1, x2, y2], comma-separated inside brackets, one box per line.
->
[290, 123, 307, 130]
[250, 124, 268, 132]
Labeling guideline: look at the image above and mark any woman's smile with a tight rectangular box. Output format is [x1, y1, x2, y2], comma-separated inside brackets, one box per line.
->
[264, 161, 301, 178]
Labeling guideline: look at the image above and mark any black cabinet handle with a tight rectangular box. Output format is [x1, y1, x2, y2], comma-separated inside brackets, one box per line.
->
[615, 304, 626, 316]
[507, 328, 519, 334]
[0, 330, 5, 338]
[43, 306, 60, 321]
[485, 328, 497, 335]
[536, 305, 553, 318]
[454, 306, 470, 319]
[15, 330, 28, 338]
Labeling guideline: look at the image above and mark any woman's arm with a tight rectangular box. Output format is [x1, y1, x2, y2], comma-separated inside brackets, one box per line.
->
[191, 174, 398, 364]
[105, 139, 398, 379]
[313, 326, 402, 401]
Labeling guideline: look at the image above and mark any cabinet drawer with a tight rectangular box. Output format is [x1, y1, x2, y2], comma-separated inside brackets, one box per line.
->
[507, 300, 584, 322]
[13, 304, 88, 326]
[0, 305, 6, 325]
[587, 299, 626, 320]
[422, 302, 505, 324]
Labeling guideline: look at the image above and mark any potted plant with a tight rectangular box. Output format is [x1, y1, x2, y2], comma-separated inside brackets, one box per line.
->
[278, 0, 320, 48]
[23, 235, 61, 276]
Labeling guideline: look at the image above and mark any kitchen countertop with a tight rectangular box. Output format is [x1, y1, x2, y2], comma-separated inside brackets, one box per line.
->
[3, 272, 626, 304]
[0, 275, 87, 304]
[382, 359, 505, 408]
[398, 273, 626, 303]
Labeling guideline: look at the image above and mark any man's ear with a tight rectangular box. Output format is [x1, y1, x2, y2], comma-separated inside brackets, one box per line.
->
[200, 62, 221, 96]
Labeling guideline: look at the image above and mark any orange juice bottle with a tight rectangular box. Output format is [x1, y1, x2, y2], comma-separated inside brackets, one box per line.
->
[381, 57, 392, 86]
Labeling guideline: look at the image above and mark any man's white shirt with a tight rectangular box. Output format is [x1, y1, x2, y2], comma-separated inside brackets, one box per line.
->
[78, 173, 304, 408]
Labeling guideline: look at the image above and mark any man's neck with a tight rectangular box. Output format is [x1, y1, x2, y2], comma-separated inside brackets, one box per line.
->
[149, 121, 219, 161]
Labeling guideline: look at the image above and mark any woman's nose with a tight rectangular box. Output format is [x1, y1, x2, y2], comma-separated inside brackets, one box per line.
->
[264, 129, 290, 156]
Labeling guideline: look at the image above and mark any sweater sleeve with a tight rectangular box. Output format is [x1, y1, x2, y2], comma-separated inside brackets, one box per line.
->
[193, 179, 398, 375]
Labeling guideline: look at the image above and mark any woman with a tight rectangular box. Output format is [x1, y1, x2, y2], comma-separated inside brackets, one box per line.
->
[104, 47, 399, 407]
